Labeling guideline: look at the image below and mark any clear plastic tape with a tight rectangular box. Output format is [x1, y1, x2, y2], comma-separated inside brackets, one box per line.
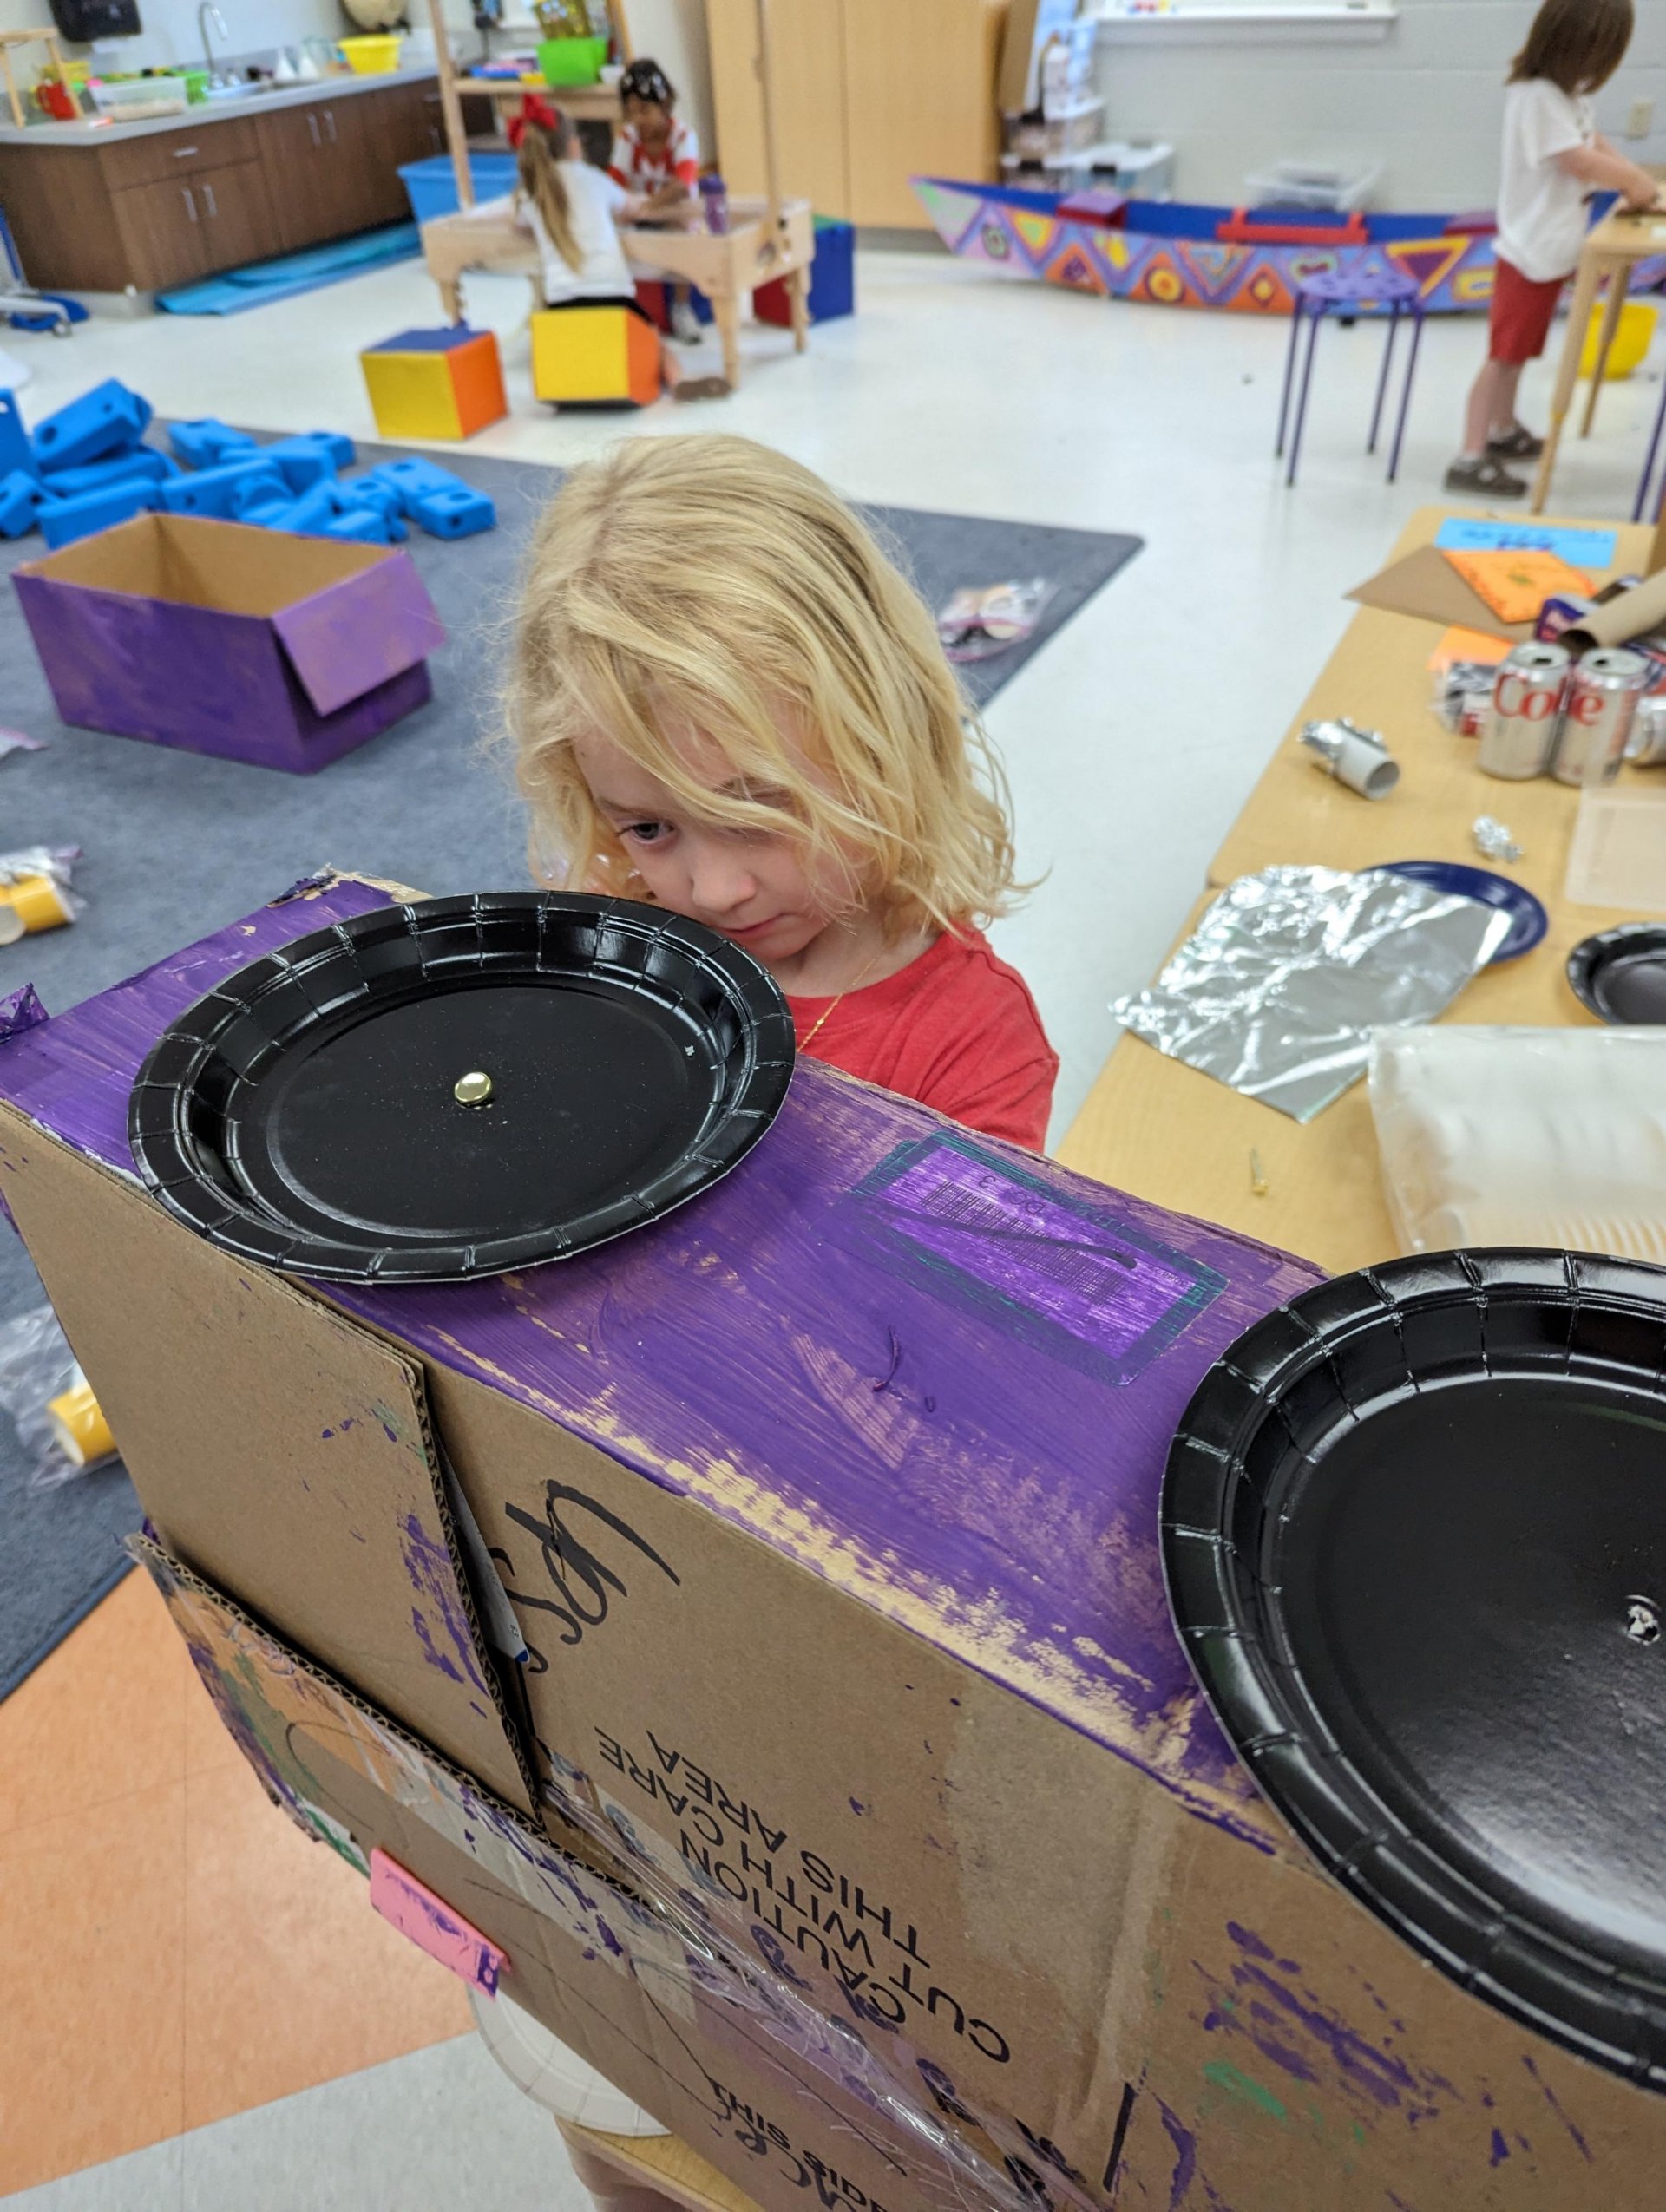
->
[937, 579, 1057, 664]
[0, 845, 78, 887]
[1112, 866, 1512, 1123]
[0, 1304, 115, 1489]
[147, 1548, 1060, 2212]
[1368, 1025, 1666, 1261]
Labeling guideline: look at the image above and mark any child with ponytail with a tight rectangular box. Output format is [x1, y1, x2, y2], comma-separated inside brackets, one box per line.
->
[515, 115, 728, 401]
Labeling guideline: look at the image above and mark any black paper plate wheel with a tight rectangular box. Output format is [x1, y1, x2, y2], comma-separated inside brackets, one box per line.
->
[1163, 1252, 1666, 2088]
[129, 893, 795, 1281]
[1567, 924, 1666, 1024]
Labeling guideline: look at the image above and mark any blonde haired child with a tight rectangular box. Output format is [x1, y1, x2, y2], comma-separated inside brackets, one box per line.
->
[508, 435, 1059, 1149]
[515, 116, 727, 402]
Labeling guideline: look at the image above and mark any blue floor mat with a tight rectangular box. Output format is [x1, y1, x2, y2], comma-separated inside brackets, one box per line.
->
[157, 222, 421, 315]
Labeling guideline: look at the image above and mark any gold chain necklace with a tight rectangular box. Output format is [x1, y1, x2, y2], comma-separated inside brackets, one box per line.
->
[798, 944, 885, 1051]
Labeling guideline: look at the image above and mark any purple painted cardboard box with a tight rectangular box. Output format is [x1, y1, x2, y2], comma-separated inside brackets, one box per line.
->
[12, 514, 443, 773]
[1, 876, 1659, 2212]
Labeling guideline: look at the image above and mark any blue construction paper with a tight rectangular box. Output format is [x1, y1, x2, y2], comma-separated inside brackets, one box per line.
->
[1435, 517, 1618, 568]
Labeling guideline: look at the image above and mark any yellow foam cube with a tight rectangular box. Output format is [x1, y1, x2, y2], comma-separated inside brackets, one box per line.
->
[359, 327, 508, 441]
[530, 305, 660, 407]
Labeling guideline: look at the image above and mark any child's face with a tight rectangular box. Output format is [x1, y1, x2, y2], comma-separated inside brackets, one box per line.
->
[623, 94, 672, 147]
[573, 722, 856, 969]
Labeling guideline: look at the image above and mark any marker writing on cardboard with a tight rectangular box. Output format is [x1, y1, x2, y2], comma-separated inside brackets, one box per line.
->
[491, 1479, 679, 1660]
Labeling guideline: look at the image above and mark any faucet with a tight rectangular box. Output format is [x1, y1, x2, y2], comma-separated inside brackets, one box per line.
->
[198, 0, 228, 82]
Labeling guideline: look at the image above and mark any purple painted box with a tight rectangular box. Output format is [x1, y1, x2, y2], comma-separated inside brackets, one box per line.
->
[11, 513, 444, 773]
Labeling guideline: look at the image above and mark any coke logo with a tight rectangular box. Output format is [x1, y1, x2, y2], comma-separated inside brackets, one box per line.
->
[1495, 672, 1562, 719]
[1566, 686, 1605, 724]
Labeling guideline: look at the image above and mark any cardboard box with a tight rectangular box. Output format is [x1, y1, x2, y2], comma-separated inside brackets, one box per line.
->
[2, 872, 1663, 2210]
[12, 514, 443, 773]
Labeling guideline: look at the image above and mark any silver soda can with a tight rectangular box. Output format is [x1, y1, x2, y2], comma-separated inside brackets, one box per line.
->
[1479, 641, 1570, 780]
[1628, 689, 1666, 766]
[1551, 647, 1650, 787]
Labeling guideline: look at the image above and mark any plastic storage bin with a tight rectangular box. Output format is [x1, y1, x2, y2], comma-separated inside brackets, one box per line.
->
[398, 153, 519, 225]
[1247, 160, 1381, 212]
[340, 35, 403, 74]
[538, 36, 608, 86]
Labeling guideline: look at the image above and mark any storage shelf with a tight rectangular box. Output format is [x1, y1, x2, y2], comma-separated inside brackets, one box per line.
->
[1097, 3, 1396, 43]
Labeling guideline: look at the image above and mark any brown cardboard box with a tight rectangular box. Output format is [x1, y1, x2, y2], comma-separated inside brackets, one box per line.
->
[1, 877, 1661, 2211]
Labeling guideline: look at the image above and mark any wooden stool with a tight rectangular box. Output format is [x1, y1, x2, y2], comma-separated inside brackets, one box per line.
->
[0, 28, 68, 130]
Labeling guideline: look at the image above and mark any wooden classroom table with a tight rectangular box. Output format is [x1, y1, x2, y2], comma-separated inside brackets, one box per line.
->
[1055, 503, 1658, 1274]
[1532, 197, 1666, 514]
[561, 2122, 762, 2212]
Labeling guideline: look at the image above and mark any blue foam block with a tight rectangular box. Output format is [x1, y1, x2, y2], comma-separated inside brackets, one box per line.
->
[36, 448, 177, 495]
[409, 483, 495, 540]
[238, 499, 299, 530]
[0, 468, 52, 539]
[160, 457, 286, 520]
[362, 456, 468, 516]
[167, 418, 259, 469]
[38, 479, 158, 549]
[318, 506, 397, 544]
[0, 390, 32, 481]
[279, 479, 348, 533]
[258, 435, 340, 494]
[30, 379, 153, 472]
[343, 477, 407, 540]
[305, 429, 356, 469]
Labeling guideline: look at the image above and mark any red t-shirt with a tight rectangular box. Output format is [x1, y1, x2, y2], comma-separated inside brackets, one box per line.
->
[788, 929, 1058, 1151]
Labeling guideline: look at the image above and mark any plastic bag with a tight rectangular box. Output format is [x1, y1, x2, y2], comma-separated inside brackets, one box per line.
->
[0, 729, 44, 761]
[0, 1304, 117, 1489]
[1369, 1025, 1666, 1261]
[0, 845, 82, 941]
[937, 579, 1056, 664]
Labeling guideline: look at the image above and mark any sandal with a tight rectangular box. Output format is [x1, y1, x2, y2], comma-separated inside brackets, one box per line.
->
[1486, 424, 1545, 461]
[672, 376, 732, 402]
[1444, 453, 1528, 499]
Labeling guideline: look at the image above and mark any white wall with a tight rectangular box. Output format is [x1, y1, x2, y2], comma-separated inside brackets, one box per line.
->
[0, 0, 352, 72]
[625, 0, 714, 158]
[1097, 0, 1666, 210]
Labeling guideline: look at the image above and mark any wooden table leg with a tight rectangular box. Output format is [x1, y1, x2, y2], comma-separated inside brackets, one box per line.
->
[1532, 249, 1604, 511]
[1, 52, 22, 132]
[1580, 265, 1630, 436]
[711, 291, 741, 387]
[787, 263, 810, 352]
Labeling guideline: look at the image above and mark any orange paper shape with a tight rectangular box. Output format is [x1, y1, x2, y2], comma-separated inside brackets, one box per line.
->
[1440, 547, 1592, 626]
[1427, 625, 1513, 672]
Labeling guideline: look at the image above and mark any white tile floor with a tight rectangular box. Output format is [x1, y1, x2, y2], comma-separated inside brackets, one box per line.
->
[6, 251, 1663, 1137]
[4, 250, 1663, 2205]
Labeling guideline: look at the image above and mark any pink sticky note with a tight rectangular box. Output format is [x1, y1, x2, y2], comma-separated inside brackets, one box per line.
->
[369, 1847, 508, 1993]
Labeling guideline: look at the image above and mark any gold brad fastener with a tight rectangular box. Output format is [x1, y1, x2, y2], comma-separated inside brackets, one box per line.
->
[454, 1070, 495, 1108]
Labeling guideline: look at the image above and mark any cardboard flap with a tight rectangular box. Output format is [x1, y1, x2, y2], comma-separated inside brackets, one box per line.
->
[1347, 543, 1532, 644]
[272, 549, 446, 717]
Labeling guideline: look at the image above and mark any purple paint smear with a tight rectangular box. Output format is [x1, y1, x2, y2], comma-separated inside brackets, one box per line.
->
[1522, 2054, 1593, 2163]
[0, 881, 1325, 1842]
[1156, 2099, 1197, 2210]
[400, 1509, 489, 1696]
[1489, 2127, 1510, 2166]
[1198, 1927, 1458, 2126]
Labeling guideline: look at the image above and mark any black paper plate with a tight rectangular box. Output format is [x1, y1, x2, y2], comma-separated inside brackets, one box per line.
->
[1568, 924, 1666, 1024]
[1164, 1252, 1666, 2088]
[129, 893, 795, 1282]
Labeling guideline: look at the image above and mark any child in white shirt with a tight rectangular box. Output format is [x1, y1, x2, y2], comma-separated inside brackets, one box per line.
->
[515, 117, 727, 401]
[1448, 0, 1657, 499]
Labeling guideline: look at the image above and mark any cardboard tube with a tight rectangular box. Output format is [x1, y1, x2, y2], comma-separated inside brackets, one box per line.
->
[1562, 566, 1666, 651]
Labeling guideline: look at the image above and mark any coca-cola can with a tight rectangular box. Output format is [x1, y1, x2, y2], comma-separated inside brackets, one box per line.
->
[1628, 690, 1666, 766]
[1479, 641, 1570, 781]
[1552, 648, 1649, 786]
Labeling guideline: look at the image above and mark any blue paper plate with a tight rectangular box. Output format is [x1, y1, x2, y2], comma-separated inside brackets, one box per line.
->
[1375, 861, 1549, 964]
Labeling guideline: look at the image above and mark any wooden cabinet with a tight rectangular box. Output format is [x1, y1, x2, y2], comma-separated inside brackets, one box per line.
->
[705, 0, 1007, 229]
[0, 77, 440, 293]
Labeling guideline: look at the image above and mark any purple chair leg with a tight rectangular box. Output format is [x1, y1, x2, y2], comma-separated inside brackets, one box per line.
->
[1368, 302, 1400, 455]
[1387, 304, 1425, 483]
[1286, 301, 1324, 488]
[1276, 292, 1305, 458]
[1633, 367, 1666, 522]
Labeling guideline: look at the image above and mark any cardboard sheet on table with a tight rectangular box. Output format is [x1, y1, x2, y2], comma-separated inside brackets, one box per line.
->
[1347, 543, 1539, 642]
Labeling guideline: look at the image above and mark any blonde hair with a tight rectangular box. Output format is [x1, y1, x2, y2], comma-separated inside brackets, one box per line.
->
[516, 121, 582, 274]
[507, 435, 1022, 939]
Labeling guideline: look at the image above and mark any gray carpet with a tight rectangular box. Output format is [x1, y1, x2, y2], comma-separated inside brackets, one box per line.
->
[0, 433, 1141, 1699]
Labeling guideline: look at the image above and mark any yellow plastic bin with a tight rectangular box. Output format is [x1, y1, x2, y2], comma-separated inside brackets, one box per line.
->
[1581, 298, 1657, 381]
[340, 34, 403, 74]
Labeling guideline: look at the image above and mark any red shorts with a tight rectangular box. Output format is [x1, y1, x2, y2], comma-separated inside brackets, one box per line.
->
[1489, 255, 1567, 364]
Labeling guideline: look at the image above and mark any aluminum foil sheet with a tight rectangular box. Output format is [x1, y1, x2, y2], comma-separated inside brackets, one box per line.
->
[1112, 866, 1512, 1122]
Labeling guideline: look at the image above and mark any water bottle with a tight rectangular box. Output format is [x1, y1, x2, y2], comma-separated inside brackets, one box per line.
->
[699, 173, 729, 235]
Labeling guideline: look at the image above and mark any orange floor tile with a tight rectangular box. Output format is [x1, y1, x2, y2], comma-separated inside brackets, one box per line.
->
[0, 1569, 473, 2193]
